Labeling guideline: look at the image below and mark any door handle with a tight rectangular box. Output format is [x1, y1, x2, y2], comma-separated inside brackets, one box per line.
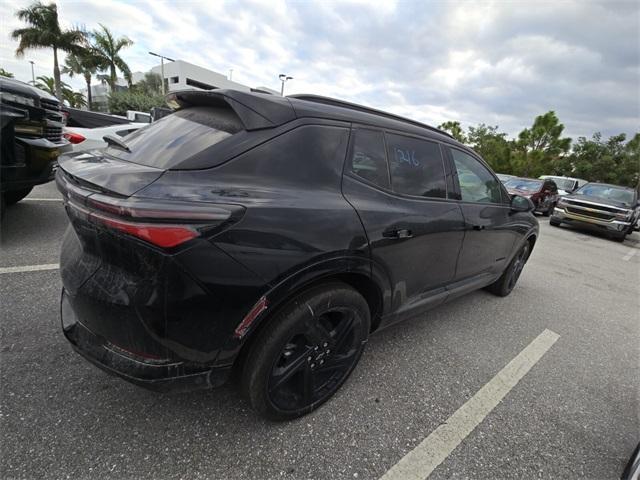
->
[383, 228, 413, 239]
[470, 224, 486, 231]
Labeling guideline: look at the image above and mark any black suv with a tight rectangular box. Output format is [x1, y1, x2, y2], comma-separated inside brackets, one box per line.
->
[57, 90, 538, 420]
[1, 76, 69, 215]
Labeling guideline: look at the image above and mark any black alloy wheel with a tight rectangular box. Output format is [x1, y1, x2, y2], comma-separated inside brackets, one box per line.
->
[241, 283, 370, 420]
[486, 242, 531, 297]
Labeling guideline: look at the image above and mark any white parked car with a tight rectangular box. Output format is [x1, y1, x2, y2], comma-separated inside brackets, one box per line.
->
[63, 123, 148, 153]
[539, 175, 588, 196]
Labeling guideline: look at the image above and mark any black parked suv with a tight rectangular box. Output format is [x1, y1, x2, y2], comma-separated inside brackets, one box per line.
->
[57, 90, 538, 420]
[1, 76, 69, 215]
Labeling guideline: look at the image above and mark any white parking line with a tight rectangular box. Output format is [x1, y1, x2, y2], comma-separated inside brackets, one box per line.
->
[0, 264, 60, 274]
[622, 249, 637, 261]
[380, 329, 560, 480]
[22, 198, 63, 202]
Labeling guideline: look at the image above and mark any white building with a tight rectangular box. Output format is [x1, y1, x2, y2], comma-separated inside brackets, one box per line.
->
[133, 60, 279, 95]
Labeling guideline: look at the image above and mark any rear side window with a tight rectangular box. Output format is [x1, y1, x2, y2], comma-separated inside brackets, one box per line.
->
[106, 106, 243, 169]
[348, 129, 389, 189]
[386, 133, 446, 198]
[450, 148, 503, 204]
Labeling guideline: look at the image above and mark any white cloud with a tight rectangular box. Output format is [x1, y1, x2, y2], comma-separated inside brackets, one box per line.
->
[1, 0, 637, 139]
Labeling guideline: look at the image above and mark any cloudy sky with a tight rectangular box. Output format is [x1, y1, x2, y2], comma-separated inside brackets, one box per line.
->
[1, 0, 638, 140]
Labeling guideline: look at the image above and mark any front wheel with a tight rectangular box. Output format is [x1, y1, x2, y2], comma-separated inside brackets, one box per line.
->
[612, 232, 626, 243]
[3, 187, 33, 206]
[241, 283, 370, 420]
[550, 217, 561, 227]
[486, 242, 531, 297]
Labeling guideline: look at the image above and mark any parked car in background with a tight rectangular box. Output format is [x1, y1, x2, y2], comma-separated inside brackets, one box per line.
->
[504, 177, 558, 216]
[551, 182, 638, 242]
[1, 76, 69, 215]
[64, 123, 148, 153]
[496, 173, 516, 184]
[57, 89, 538, 420]
[539, 175, 587, 196]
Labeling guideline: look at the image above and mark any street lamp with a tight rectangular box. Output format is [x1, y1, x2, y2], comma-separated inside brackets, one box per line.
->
[148, 51, 175, 95]
[279, 73, 293, 96]
[28, 60, 35, 84]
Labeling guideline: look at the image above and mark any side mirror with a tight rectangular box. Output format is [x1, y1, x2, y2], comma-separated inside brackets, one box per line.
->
[511, 195, 534, 212]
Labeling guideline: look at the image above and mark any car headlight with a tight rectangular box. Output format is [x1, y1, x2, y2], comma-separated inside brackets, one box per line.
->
[0, 92, 36, 107]
[615, 210, 633, 221]
[557, 198, 568, 207]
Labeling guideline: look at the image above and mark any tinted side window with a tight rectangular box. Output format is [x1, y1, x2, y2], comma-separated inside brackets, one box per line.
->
[450, 148, 502, 204]
[348, 129, 389, 189]
[386, 134, 446, 198]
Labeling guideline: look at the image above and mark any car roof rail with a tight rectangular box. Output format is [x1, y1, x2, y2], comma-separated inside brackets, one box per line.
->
[288, 94, 454, 139]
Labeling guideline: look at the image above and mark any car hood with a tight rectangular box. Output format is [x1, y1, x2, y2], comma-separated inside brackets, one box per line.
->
[506, 188, 536, 197]
[0, 76, 58, 102]
[563, 193, 632, 209]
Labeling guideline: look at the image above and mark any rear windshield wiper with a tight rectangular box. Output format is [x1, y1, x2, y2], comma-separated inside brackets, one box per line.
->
[103, 134, 131, 153]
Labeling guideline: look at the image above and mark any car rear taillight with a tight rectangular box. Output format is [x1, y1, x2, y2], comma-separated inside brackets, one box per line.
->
[62, 187, 244, 249]
[64, 131, 86, 144]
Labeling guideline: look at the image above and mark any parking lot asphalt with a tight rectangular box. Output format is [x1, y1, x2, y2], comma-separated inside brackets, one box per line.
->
[1, 183, 638, 479]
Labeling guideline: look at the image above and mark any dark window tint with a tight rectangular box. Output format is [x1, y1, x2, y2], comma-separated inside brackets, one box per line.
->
[348, 129, 389, 189]
[105, 106, 242, 169]
[450, 148, 503, 204]
[386, 134, 446, 198]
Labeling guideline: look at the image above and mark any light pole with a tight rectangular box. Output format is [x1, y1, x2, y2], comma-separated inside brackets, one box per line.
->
[279, 73, 293, 96]
[229, 69, 233, 81]
[29, 60, 35, 84]
[148, 52, 175, 95]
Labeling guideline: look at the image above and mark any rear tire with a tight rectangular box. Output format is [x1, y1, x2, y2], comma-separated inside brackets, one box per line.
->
[3, 187, 33, 206]
[486, 242, 531, 297]
[241, 282, 370, 421]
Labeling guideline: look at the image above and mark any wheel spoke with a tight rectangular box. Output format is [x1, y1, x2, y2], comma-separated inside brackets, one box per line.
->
[269, 346, 313, 392]
[302, 363, 315, 404]
[331, 314, 354, 351]
[304, 315, 331, 345]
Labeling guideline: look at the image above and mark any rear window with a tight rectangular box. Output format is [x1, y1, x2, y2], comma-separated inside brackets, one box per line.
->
[106, 106, 243, 169]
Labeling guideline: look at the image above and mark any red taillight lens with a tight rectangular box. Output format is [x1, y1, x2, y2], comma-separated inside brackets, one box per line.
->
[62, 186, 245, 249]
[64, 131, 86, 144]
[91, 211, 199, 248]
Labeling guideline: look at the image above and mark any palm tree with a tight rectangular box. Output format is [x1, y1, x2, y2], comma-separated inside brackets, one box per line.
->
[34, 75, 70, 95]
[0, 67, 14, 78]
[11, 2, 86, 100]
[92, 24, 133, 91]
[62, 51, 100, 110]
[62, 88, 87, 108]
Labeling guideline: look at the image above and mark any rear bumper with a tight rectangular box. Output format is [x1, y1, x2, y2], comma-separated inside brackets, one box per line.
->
[62, 291, 232, 393]
[552, 207, 632, 233]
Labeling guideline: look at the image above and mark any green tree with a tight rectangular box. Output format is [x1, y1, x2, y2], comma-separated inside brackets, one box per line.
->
[34, 74, 69, 95]
[438, 120, 467, 143]
[134, 72, 163, 95]
[512, 111, 571, 177]
[62, 88, 86, 108]
[62, 50, 101, 110]
[108, 90, 165, 115]
[567, 133, 640, 188]
[466, 124, 513, 173]
[0, 67, 14, 78]
[11, 2, 86, 100]
[92, 24, 133, 91]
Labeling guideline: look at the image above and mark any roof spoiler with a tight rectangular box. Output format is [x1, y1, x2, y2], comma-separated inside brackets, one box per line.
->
[166, 89, 296, 131]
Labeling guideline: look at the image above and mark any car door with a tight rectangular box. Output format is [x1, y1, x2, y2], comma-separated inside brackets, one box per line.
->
[445, 146, 518, 283]
[342, 128, 465, 321]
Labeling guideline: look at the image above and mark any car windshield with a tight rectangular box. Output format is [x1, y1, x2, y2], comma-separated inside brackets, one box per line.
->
[504, 179, 543, 192]
[575, 184, 636, 205]
[547, 177, 575, 190]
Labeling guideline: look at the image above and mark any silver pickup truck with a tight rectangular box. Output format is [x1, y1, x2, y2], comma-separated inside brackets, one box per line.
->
[550, 182, 639, 242]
